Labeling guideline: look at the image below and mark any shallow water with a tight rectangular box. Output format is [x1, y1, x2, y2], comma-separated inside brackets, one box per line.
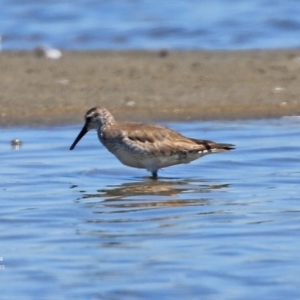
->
[1, 0, 300, 50]
[1, 119, 300, 299]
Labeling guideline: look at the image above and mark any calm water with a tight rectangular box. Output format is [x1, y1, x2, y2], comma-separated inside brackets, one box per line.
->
[1, 0, 300, 50]
[1, 119, 300, 299]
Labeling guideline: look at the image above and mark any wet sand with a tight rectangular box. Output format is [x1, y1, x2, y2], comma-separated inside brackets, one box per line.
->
[1, 50, 300, 126]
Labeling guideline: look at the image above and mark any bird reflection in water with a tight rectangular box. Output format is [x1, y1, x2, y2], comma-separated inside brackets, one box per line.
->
[75, 179, 230, 210]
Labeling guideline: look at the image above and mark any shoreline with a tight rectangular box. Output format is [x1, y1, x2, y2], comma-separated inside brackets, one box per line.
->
[1, 50, 300, 126]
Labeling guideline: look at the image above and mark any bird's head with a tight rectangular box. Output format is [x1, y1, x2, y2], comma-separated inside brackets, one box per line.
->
[70, 106, 115, 150]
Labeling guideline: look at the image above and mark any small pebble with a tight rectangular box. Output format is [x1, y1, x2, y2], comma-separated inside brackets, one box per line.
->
[57, 79, 69, 85]
[126, 101, 136, 107]
[159, 48, 170, 57]
[11, 139, 22, 148]
[274, 86, 284, 92]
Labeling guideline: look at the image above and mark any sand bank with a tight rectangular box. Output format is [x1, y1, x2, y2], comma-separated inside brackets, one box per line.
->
[1, 50, 300, 126]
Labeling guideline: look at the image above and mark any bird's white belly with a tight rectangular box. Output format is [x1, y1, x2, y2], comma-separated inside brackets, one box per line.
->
[142, 156, 182, 172]
[113, 149, 208, 172]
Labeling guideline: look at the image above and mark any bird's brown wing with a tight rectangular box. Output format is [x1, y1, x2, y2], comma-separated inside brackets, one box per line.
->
[111, 123, 228, 156]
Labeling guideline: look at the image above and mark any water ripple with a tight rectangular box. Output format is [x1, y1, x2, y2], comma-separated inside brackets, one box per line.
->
[1, 119, 300, 299]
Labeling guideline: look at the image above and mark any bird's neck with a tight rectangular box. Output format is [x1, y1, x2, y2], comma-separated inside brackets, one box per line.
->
[100, 110, 116, 127]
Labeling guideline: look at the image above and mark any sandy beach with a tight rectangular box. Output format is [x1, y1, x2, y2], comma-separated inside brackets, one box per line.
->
[1, 50, 300, 127]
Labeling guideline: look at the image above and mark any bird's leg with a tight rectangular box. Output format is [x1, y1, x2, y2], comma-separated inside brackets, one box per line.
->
[151, 171, 158, 180]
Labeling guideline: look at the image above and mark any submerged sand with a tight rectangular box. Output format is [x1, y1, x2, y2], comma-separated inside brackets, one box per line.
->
[1, 50, 300, 126]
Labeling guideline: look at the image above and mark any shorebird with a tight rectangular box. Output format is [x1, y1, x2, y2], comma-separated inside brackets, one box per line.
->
[70, 107, 235, 179]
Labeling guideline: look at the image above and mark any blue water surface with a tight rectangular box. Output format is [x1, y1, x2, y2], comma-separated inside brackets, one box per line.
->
[1, 0, 300, 50]
[1, 119, 300, 299]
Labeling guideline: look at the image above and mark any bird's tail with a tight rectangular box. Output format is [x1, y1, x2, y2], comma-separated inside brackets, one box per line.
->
[210, 142, 235, 153]
[191, 138, 235, 153]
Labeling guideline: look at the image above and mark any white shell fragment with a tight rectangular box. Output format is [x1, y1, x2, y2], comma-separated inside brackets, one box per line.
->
[34, 45, 62, 59]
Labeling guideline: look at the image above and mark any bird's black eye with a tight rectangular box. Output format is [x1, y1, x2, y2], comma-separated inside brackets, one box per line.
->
[86, 116, 91, 122]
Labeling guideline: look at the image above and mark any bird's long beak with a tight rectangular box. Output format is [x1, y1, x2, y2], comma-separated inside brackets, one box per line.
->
[70, 124, 88, 150]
